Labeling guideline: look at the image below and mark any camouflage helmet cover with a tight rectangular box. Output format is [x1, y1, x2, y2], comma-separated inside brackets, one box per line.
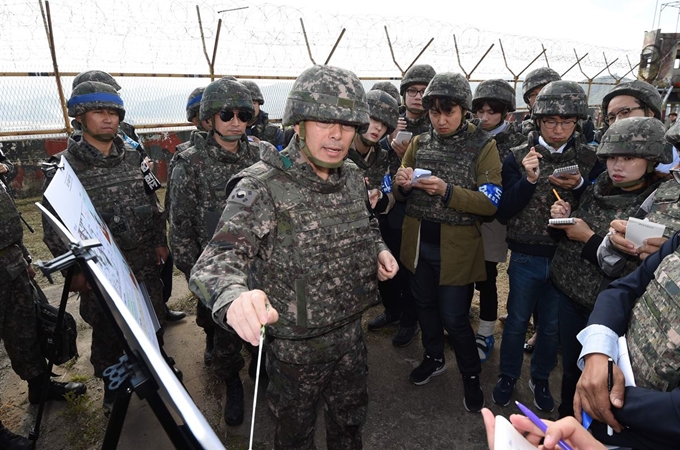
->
[473, 79, 516, 112]
[240, 80, 265, 105]
[597, 116, 672, 163]
[283, 65, 370, 133]
[186, 87, 205, 122]
[522, 67, 561, 104]
[601, 80, 662, 120]
[199, 79, 254, 122]
[422, 72, 472, 111]
[400, 64, 436, 95]
[366, 89, 399, 133]
[665, 118, 680, 147]
[67, 81, 125, 121]
[531, 80, 587, 119]
[72, 70, 121, 91]
[371, 81, 402, 106]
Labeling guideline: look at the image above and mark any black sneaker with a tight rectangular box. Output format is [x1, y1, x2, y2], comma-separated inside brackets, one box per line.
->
[529, 378, 554, 412]
[392, 324, 419, 347]
[409, 354, 446, 385]
[0, 421, 31, 450]
[224, 377, 244, 426]
[367, 311, 399, 330]
[491, 375, 516, 407]
[165, 305, 186, 322]
[462, 374, 485, 413]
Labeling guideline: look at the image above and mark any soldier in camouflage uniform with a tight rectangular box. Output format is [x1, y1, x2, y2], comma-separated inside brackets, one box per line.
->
[189, 65, 398, 449]
[240, 80, 285, 150]
[367, 65, 436, 347]
[471, 79, 526, 363]
[493, 81, 605, 412]
[393, 72, 503, 412]
[520, 67, 561, 135]
[42, 81, 168, 409]
[347, 89, 398, 216]
[169, 78, 261, 426]
[0, 162, 86, 450]
[547, 117, 671, 418]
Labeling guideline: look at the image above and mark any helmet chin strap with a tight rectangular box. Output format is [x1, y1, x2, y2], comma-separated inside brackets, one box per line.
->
[211, 119, 242, 142]
[359, 135, 377, 148]
[611, 161, 656, 188]
[406, 106, 426, 116]
[80, 116, 116, 142]
[298, 122, 347, 169]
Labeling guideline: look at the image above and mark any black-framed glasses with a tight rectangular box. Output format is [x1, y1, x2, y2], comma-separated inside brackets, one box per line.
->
[219, 109, 253, 123]
[606, 106, 644, 124]
[670, 168, 680, 185]
[541, 119, 577, 129]
[406, 88, 426, 97]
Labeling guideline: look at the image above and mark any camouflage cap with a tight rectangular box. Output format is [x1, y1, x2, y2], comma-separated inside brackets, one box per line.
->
[532, 81, 587, 119]
[400, 64, 436, 95]
[522, 67, 561, 104]
[283, 65, 370, 132]
[366, 89, 399, 133]
[422, 72, 472, 111]
[199, 79, 254, 122]
[67, 81, 125, 120]
[186, 87, 205, 122]
[72, 70, 121, 91]
[240, 80, 265, 105]
[601, 80, 662, 119]
[371, 81, 402, 106]
[598, 116, 672, 163]
[473, 79, 516, 112]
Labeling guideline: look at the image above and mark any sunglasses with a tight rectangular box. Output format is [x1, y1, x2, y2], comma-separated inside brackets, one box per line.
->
[670, 168, 680, 185]
[219, 109, 253, 123]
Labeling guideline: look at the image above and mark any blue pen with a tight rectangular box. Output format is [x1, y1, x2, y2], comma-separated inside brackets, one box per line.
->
[515, 401, 574, 450]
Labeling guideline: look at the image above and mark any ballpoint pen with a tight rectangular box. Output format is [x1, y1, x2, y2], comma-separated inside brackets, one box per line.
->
[607, 357, 614, 436]
[515, 401, 574, 450]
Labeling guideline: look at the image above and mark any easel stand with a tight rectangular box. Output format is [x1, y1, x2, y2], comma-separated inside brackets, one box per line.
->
[29, 240, 200, 449]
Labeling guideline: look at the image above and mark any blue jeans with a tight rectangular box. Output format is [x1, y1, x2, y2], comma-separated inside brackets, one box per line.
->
[499, 252, 562, 380]
[557, 291, 590, 418]
[411, 242, 480, 376]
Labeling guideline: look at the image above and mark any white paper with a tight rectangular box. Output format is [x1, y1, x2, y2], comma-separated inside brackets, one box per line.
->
[412, 168, 431, 184]
[494, 415, 538, 450]
[625, 217, 665, 248]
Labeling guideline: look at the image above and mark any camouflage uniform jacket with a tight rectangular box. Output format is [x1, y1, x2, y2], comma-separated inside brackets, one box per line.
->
[169, 134, 260, 278]
[246, 111, 285, 149]
[0, 177, 30, 283]
[347, 144, 390, 191]
[551, 172, 661, 311]
[42, 136, 166, 278]
[0, 152, 18, 187]
[164, 130, 207, 214]
[646, 178, 680, 238]
[394, 122, 502, 285]
[503, 132, 598, 251]
[189, 139, 388, 340]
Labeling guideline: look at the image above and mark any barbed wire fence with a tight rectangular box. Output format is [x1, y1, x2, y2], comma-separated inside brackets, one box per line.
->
[1, 0, 641, 140]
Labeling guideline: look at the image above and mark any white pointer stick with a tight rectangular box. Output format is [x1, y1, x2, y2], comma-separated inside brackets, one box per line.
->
[248, 323, 266, 450]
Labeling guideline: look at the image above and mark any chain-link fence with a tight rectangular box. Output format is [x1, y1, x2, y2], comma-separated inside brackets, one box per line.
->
[1, 0, 641, 140]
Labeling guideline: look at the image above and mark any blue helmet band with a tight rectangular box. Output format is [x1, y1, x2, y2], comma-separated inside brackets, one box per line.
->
[187, 94, 203, 109]
[68, 92, 124, 108]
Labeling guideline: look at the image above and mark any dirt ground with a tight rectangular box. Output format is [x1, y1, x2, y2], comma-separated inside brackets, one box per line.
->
[0, 197, 556, 450]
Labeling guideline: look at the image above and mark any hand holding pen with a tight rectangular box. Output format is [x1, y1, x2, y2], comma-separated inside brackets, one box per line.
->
[522, 147, 542, 183]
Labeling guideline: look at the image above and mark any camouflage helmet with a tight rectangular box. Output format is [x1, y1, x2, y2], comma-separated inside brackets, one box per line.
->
[400, 64, 436, 96]
[186, 87, 205, 122]
[240, 80, 264, 105]
[199, 79, 254, 123]
[522, 67, 561, 104]
[601, 80, 662, 120]
[366, 89, 399, 134]
[72, 70, 121, 91]
[473, 79, 516, 112]
[67, 81, 125, 121]
[422, 72, 472, 111]
[532, 81, 587, 119]
[597, 116, 671, 163]
[665, 118, 680, 147]
[283, 65, 370, 133]
[371, 81, 401, 106]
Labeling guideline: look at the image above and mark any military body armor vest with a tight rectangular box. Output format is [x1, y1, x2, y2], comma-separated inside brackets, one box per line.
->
[406, 125, 491, 225]
[232, 161, 377, 339]
[494, 122, 526, 162]
[506, 134, 598, 246]
[347, 146, 390, 191]
[0, 180, 22, 250]
[627, 243, 680, 391]
[551, 174, 660, 310]
[646, 180, 680, 238]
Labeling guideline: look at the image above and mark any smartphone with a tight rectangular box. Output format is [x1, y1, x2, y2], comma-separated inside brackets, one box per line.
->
[412, 168, 432, 184]
[552, 165, 580, 178]
[548, 218, 576, 225]
[395, 131, 413, 145]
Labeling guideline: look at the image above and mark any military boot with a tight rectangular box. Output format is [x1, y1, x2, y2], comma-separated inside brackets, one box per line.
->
[0, 421, 31, 450]
[27, 372, 87, 405]
[204, 329, 215, 367]
[223, 376, 244, 426]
